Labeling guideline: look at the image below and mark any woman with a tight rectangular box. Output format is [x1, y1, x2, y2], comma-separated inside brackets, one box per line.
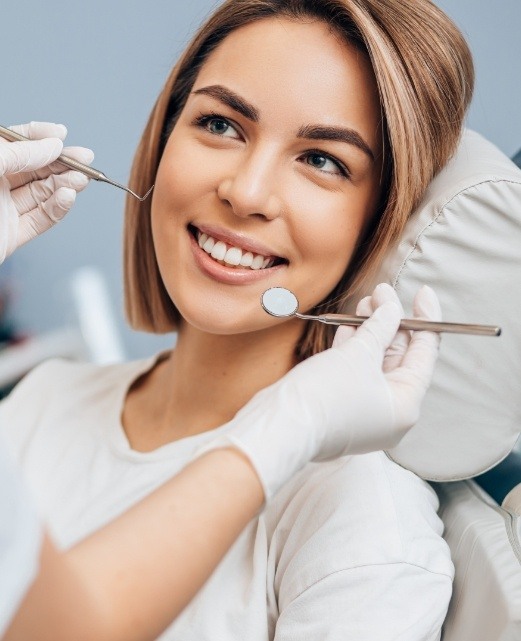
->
[0, 127, 439, 641]
[1, 0, 473, 639]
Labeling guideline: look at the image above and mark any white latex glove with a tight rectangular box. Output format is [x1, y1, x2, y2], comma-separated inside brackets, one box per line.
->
[0, 122, 93, 264]
[199, 283, 441, 499]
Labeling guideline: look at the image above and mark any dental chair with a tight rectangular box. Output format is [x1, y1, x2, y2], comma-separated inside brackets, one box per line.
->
[433, 451, 521, 640]
[364, 130, 521, 641]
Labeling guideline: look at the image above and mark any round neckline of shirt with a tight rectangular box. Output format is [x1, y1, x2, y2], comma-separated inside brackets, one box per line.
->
[107, 351, 231, 462]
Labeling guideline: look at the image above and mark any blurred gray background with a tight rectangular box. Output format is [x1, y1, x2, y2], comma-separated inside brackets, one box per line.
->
[2, 0, 520, 360]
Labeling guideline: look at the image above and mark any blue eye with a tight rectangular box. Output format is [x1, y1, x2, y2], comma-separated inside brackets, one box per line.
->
[208, 118, 231, 135]
[195, 114, 240, 139]
[304, 152, 346, 177]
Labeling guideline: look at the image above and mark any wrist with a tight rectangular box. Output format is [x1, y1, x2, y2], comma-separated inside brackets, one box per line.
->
[191, 446, 266, 506]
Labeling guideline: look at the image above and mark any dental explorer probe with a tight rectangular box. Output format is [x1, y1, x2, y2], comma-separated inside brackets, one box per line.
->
[0, 125, 154, 201]
[261, 287, 502, 337]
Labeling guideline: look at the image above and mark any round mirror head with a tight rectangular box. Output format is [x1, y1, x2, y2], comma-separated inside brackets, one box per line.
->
[261, 287, 299, 318]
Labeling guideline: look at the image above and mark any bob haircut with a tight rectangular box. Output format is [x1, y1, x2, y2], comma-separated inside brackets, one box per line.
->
[124, 0, 474, 361]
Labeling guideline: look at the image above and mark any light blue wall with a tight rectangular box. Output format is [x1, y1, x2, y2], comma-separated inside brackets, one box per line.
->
[3, 0, 521, 360]
[435, 0, 521, 158]
[3, 0, 216, 359]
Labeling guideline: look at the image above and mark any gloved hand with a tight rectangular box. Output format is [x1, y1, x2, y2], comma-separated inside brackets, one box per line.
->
[0, 122, 93, 264]
[198, 283, 441, 499]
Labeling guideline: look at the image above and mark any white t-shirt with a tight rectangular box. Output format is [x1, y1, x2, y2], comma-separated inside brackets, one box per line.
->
[0, 356, 454, 641]
[0, 436, 41, 636]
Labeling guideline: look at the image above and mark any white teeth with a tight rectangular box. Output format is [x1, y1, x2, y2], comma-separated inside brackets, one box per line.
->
[240, 251, 254, 267]
[210, 241, 227, 261]
[203, 236, 215, 253]
[251, 255, 265, 270]
[224, 247, 242, 266]
[196, 229, 278, 270]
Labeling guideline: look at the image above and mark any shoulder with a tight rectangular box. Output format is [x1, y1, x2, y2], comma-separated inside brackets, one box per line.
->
[1, 357, 142, 413]
[264, 451, 453, 599]
[0, 356, 158, 454]
[0, 359, 87, 433]
[2, 357, 132, 397]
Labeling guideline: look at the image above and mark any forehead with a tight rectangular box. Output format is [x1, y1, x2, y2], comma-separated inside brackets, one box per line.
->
[192, 17, 381, 137]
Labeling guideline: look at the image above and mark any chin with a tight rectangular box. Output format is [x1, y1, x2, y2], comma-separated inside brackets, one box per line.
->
[182, 316, 276, 337]
[174, 297, 276, 337]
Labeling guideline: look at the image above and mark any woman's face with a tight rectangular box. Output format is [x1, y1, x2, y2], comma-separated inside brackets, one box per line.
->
[151, 17, 382, 336]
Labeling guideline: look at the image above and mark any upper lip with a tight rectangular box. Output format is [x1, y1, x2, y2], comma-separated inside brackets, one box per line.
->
[191, 223, 287, 260]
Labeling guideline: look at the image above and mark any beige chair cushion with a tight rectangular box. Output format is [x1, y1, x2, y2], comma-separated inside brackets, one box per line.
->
[435, 481, 521, 641]
[369, 130, 521, 480]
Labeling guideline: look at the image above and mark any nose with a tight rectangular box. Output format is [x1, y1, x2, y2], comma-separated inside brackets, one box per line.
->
[216, 148, 283, 221]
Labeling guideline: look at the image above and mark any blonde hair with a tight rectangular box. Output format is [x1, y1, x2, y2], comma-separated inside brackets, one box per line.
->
[124, 0, 474, 360]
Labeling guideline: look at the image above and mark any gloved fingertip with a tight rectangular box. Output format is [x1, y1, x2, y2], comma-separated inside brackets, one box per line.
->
[24, 122, 67, 141]
[69, 172, 90, 190]
[51, 137, 64, 152]
[353, 299, 402, 355]
[52, 140, 65, 164]
[355, 295, 373, 317]
[369, 300, 402, 334]
[374, 282, 395, 297]
[62, 146, 95, 165]
[54, 186, 77, 211]
[414, 285, 442, 321]
[372, 282, 404, 314]
[41, 137, 64, 160]
[54, 124, 68, 139]
[373, 299, 401, 320]
[83, 148, 95, 164]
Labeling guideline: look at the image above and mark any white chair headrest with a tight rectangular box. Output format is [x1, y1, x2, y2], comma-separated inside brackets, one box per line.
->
[373, 130, 521, 480]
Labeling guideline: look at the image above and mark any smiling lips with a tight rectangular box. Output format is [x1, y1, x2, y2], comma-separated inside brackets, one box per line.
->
[194, 227, 283, 270]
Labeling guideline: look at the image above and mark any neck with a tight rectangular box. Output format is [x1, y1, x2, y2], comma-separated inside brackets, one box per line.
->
[124, 319, 304, 450]
[170, 320, 302, 426]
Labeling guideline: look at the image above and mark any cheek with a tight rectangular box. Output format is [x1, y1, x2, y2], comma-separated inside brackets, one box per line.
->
[287, 185, 377, 309]
[291, 193, 369, 271]
[154, 139, 213, 213]
[301, 220, 358, 304]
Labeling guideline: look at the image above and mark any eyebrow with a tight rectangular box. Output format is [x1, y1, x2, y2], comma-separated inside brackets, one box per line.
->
[297, 124, 375, 162]
[192, 84, 375, 162]
[192, 85, 260, 122]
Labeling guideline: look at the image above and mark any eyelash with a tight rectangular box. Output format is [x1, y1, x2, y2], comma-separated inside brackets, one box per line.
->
[193, 112, 239, 137]
[192, 112, 350, 179]
[302, 149, 350, 179]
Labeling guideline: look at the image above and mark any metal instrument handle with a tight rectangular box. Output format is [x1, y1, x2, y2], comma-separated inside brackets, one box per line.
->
[0, 124, 106, 181]
[0, 124, 153, 201]
[314, 313, 501, 336]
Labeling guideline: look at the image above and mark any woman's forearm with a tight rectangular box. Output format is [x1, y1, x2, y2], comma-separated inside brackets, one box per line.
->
[4, 448, 264, 641]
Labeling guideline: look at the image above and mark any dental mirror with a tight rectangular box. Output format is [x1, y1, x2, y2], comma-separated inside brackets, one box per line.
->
[261, 287, 501, 337]
[261, 287, 299, 318]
